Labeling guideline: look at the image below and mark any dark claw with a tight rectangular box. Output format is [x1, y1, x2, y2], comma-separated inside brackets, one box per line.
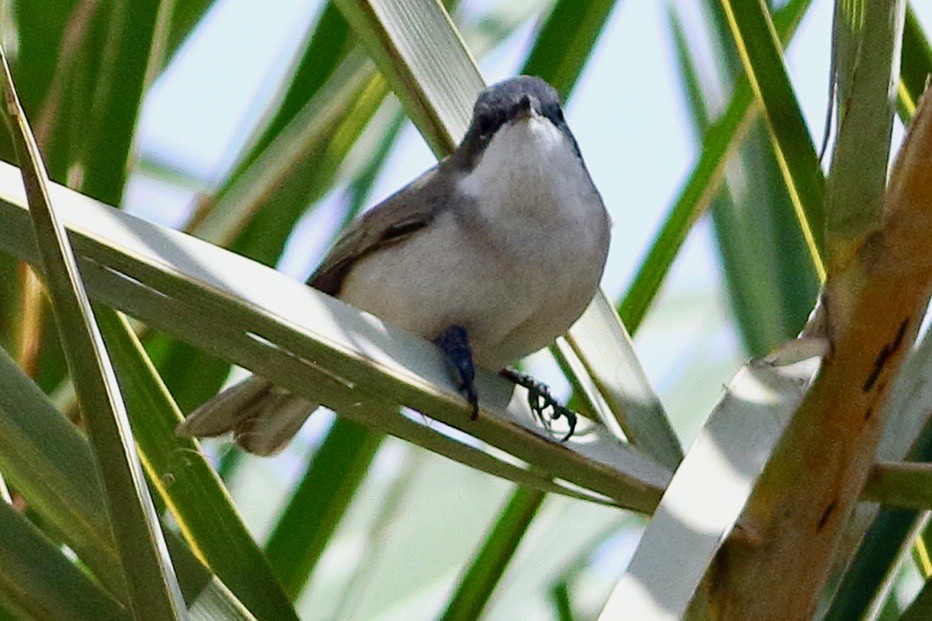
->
[463, 378, 479, 420]
[434, 325, 480, 420]
[500, 368, 578, 441]
[553, 405, 576, 442]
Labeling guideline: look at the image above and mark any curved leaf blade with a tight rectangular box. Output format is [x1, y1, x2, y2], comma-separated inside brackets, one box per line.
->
[621, 0, 813, 332]
[0, 501, 129, 621]
[95, 307, 299, 621]
[718, 0, 825, 276]
[0, 47, 184, 619]
[439, 486, 546, 621]
[521, 0, 620, 98]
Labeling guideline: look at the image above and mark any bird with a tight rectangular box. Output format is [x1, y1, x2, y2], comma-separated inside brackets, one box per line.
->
[177, 75, 611, 455]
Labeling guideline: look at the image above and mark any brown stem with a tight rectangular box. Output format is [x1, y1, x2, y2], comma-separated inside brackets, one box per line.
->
[706, 89, 932, 620]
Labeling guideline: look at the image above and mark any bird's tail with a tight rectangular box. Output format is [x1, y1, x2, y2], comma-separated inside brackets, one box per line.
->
[176, 376, 317, 455]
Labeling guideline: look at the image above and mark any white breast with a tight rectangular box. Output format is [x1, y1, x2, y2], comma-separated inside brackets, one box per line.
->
[340, 115, 610, 370]
[453, 115, 611, 366]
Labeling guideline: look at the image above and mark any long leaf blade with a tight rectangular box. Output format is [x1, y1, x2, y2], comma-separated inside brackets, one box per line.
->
[0, 344, 125, 595]
[520, 0, 620, 98]
[439, 486, 546, 621]
[0, 340, 258, 618]
[718, 0, 825, 275]
[0, 47, 184, 619]
[621, 0, 813, 331]
[264, 418, 383, 599]
[94, 307, 299, 621]
[333, 0, 482, 156]
[0, 501, 129, 621]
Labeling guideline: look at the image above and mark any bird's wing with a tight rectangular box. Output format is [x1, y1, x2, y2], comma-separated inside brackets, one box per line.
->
[308, 164, 454, 295]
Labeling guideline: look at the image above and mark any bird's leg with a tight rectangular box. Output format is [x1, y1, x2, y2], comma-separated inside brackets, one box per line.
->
[500, 368, 576, 441]
[434, 325, 480, 419]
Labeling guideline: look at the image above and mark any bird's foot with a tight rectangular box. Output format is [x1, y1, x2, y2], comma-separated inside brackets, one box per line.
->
[500, 369, 576, 441]
[434, 325, 479, 419]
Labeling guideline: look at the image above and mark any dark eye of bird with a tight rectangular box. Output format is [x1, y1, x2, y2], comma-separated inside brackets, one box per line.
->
[478, 113, 496, 138]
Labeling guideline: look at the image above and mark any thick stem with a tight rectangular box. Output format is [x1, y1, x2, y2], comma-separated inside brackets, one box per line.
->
[706, 90, 932, 620]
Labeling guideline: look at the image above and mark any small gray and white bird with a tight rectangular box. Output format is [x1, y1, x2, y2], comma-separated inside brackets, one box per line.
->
[177, 76, 611, 454]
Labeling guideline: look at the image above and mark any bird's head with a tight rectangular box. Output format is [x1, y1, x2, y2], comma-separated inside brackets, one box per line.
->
[455, 76, 581, 170]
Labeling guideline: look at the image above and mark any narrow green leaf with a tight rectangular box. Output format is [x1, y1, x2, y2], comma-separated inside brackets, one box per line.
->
[0, 48, 184, 618]
[551, 581, 575, 621]
[861, 462, 932, 510]
[0, 342, 258, 617]
[669, 5, 772, 352]
[718, 0, 825, 276]
[227, 1, 353, 179]
[440, 486, 546, 621]
[332, 0, 483, 156]
[79, 1, 172, 206]
[520, 0, 620, 98]
[899, 5, 932, 118]
[901, 574, 932, 621]
[0, 502, 129, 621]
[824, 0, 904, 255]
[0, 344, 126, 596]
[264, 418, 383, 599]
[677, 0, 820, 356]
[621, 0, 813, 331]
[8, 0, 79, 169]
[94, 307, 299, 621]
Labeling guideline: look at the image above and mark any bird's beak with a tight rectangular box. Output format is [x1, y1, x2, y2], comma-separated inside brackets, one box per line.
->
[513, 94, 542, 122]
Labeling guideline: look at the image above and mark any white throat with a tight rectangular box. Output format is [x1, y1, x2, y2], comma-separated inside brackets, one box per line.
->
[458, 116, 597, 220]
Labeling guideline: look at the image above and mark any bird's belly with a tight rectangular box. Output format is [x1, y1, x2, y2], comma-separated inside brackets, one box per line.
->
[338, 209, 608, 371]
